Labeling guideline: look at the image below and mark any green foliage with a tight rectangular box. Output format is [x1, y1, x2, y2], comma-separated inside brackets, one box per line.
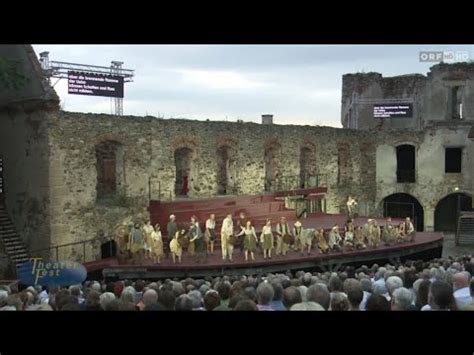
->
[0, 57, 29, 91]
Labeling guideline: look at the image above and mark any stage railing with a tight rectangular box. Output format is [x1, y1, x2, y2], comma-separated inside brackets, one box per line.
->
[267, 173, 327, 193]
[149, 178, 173, 202]
[29, 236, 115, 263]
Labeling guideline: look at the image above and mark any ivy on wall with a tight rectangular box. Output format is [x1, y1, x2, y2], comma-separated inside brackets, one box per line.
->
[0, 57, 29, 91]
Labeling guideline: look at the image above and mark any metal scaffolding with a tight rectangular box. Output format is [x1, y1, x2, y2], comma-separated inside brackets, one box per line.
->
[39, 51, 134, 116]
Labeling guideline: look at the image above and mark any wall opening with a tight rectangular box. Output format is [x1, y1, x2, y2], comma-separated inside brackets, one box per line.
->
[435, 193, 472, 233]
[101, 240, 117, 259]
[264, 147, 279, 192]
[396, 144, 415, 183]
[450, 86, 463, 119]
[217, 145, 231, 195]
[299, 147, 312, 188]
[382, 193, 424, 231]
[337, 143, 351, 185]
[174, 147, 193, 196]
[445, 147, 462, 173]
[95, 140, 124, 200]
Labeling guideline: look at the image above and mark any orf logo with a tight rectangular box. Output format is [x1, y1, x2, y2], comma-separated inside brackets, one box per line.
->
[420, 51, 470, 62]
[17, 258, 87, 287]
[419, 51, 443, 62]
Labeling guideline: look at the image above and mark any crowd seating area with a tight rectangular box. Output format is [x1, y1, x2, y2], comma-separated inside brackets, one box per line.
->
[2, 254, 473, 311]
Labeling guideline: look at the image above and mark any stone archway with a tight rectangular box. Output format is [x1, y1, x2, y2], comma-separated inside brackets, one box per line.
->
[382, 193, 424, 231]
[434, 193, 472, 233]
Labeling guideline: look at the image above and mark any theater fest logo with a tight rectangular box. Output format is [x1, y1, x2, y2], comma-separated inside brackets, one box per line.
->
[16, 258, 87, 286]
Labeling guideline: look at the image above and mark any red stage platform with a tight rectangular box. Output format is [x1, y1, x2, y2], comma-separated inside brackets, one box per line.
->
[85, 193, 443, 280]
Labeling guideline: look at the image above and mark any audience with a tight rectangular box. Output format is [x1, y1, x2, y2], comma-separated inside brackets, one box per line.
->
[3, 255, 474, 311]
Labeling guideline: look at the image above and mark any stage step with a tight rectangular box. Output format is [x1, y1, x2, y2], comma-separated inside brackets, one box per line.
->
[456, 212, 474, 245]
[0, 204, 29, 268]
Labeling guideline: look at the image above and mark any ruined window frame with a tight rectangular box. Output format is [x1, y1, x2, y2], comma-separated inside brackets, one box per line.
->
[444, 146, 463, 174]
[395, 144, 416, 183]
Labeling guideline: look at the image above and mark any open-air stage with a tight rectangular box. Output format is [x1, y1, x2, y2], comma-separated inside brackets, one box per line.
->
[85, 213, 444, 280]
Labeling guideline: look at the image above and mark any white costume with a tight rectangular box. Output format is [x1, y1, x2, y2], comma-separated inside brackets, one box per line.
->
[221, 216, 234, 260]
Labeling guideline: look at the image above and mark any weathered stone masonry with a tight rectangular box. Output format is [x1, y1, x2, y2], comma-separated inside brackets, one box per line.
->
[42, 111, 384, 261]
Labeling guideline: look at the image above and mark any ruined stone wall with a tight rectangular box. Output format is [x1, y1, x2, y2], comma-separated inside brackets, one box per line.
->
[341, 72, 425, 131]
[0, 106, 51, 252]
[3, 107, 472, 260]
[342, 63, 474, 131]
[45, 112, 379, 260]
[376, 126, 474, 231]
[424, 63, 474, 123]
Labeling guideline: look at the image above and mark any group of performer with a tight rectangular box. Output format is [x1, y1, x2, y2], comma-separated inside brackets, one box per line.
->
[115, 211, 416, 265]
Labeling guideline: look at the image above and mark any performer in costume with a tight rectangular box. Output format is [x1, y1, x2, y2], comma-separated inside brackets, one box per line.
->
[304, 227, 315, 255]
[402, 217, 415, 242]
[129, 223, 145, 265]
[260, 219, 274, 259]
[382, 217, 396, 246]
[316, 228, 329, 254]
[275, 216, 291, 256]
[115, 223, 130, 262]
[293, 220, 306, 255]
[150, 223, 164, 264]
[221, 214, 234, 262]
[143, 220, 154, 260]
[189, 216, 206, 263]
[205, 214, 216, 255]
[344, 219, 355, 249]
[170, 229, 185, 264]
[328, 225, 342, 252]
[369, 219, 381, 248]
[353, 225, 366, 249]
[240, 220, 258, 261]
[236, 212, 247, 254]
[361, 219, 371, 246]
[166, 215, 177, 258]
[395, 223, 405, 243]
[346, 195, 358, 218]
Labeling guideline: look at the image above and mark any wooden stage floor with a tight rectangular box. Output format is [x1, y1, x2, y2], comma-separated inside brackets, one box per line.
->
[87, 229, 444, 280]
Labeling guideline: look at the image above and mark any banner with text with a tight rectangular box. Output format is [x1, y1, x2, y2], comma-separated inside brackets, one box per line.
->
[68, 71, 124, 98]
[373, 103, 413, 118]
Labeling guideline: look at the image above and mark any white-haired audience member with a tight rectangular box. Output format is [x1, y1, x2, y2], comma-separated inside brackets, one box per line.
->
[99, 292, 116, 310]
[452, 272, 472, 310]
[391, 287, 416, 311]
[385, 276, 404, 301]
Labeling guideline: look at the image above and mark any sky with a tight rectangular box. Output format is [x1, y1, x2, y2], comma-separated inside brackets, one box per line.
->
[32, 45, 474, 127]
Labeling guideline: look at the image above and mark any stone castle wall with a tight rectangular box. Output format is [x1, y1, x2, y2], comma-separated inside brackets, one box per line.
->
[45, 111, 380, 261]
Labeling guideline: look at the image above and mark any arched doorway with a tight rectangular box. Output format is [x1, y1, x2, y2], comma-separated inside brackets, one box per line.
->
[217, 146, 230, 195]
[264, 147, 279, 192]
[396, 145, 416, 183]
[382, 193, 424, 231]
[435, 193, 472, 233]
[174, 147, 193, 196]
